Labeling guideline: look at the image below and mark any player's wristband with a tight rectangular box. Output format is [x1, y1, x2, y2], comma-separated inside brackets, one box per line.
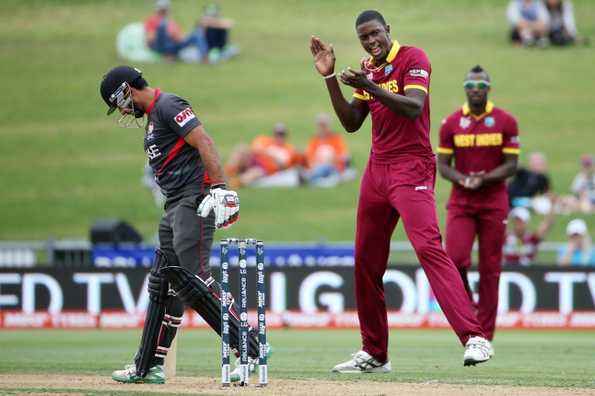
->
[323, 72, 336, 80]
[210, 182, 226, 190]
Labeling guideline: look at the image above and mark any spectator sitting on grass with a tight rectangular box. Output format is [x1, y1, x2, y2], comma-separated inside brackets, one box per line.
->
[558, 154, 595, 214]
[507, 0, 550, 47]
[508, 152, 552, 210]
[200, 3, 239, 64]
[144, 0, 207, 63]
[225, 123, 302, 188]
[545, 0, 578, 46]
[503, 207, 554, 266]
[302, 113, 355, 187]
[558, 219, 595, 266]
[571, 154, 595, 213]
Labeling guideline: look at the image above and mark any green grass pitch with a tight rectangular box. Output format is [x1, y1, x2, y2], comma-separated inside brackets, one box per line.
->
[0, 329, 594, 390]
[0, 0, 594, 245]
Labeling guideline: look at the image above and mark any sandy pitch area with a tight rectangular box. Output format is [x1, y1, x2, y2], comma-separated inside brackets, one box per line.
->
[0, 374, 593, 396]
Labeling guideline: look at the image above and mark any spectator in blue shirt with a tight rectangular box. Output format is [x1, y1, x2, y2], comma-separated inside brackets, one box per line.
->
[558, 219, 595, 266]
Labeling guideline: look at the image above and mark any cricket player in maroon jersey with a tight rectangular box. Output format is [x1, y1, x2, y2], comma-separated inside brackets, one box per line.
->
[310, 10, 492, 372]
[438, 65, 520, 354]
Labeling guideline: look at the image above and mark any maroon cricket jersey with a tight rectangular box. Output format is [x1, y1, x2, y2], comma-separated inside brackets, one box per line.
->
[503, 232, 541, 265]
[353, 41, 433, 162]
[439, 101, 520, 208]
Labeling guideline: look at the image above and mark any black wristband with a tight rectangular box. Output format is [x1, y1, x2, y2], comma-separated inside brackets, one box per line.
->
[211, 183, 226, 189]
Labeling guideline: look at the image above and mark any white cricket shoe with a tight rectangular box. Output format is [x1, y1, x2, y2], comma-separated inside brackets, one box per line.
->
[488, 344, 495, 358]
[332, 350, 391, 373]
[463, 336, 492, 366]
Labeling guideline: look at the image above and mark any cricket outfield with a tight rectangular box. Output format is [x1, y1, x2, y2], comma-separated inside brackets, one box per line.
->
[1, 329, 593, 395]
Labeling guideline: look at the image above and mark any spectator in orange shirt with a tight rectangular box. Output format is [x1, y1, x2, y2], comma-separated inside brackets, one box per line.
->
[303, 113, 352, 187]
[226, 123, 301, 187]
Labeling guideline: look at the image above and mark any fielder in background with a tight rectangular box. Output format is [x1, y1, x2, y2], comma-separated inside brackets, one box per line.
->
[310, 10, 492, 372]
[99, 65, 261, 384]
[437, 65, 520, 352]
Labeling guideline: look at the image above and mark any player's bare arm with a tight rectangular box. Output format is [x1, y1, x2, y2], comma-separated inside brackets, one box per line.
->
[184, 125, 226, 185]
[340, 68, 425, 119]
[185, 125, 240, 229]
[450, 155, 516, 190]
[310, 36, 368, 132]
[472, 153, 518, 189]
[535, 208, 555, 240]
[437, 153, 472, 188]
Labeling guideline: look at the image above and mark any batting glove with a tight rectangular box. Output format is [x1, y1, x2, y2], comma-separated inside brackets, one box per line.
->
[197, 185, 240, 229]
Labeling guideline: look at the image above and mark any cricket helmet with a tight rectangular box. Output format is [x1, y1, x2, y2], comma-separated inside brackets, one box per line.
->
[100, 65, 145, 127]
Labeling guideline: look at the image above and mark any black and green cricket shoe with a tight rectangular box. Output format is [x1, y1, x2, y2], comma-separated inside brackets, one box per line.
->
[111, 363, 165, 384]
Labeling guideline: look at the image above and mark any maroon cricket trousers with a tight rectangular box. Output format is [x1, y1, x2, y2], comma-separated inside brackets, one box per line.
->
[355, 157, 484, 363]
[445, 198, 508, 341]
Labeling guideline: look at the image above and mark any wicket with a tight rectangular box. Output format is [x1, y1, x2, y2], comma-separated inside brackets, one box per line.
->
[220, 238, 268, 387]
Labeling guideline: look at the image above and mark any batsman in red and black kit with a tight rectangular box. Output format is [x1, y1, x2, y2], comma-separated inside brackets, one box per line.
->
[99, 66, 262, 384]
[438, 65, 519, 348]
[310, 10, 492, 372]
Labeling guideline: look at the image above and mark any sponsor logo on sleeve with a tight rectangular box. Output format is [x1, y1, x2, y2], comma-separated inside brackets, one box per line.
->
[174, 107, 196, 127]
[408, 69, 429, 79]
[510, 136, 520, 144]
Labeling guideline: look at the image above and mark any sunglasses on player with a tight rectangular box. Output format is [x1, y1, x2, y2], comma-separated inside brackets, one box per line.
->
[463, 80, 491, 90]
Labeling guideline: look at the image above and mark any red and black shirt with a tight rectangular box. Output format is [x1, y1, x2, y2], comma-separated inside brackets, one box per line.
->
[503, 232, 541, 265]
[143, 89, 204, 198]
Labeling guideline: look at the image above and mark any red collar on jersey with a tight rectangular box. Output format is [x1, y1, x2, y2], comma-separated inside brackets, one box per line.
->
[363, 40, 401, 71]
[145, 88, 161, 114]
[462, 100, 494, 121]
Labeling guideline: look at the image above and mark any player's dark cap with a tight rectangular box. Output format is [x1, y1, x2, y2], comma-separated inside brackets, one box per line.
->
[100, 65, 143, 115]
